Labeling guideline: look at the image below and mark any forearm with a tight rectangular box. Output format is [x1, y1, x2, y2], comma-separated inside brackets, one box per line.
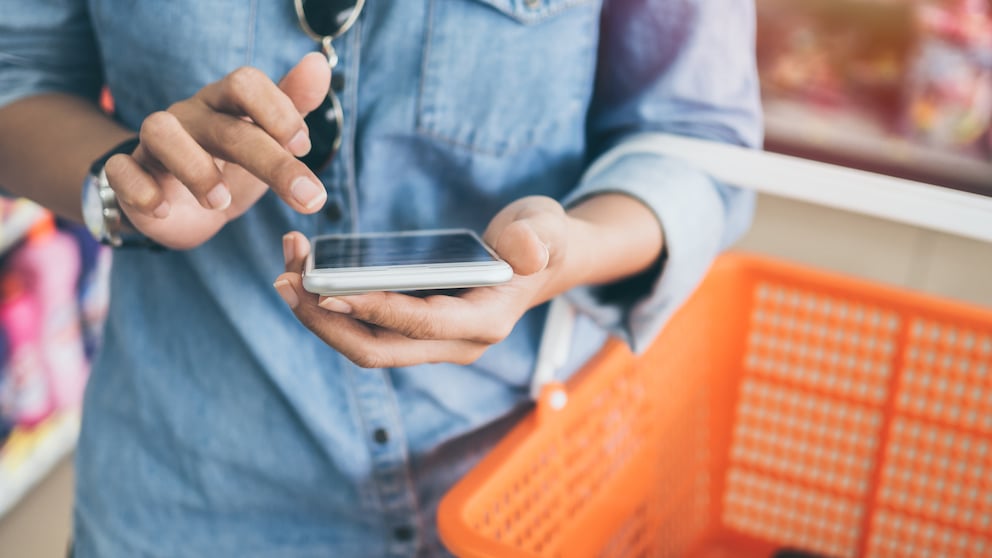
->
[550, 193, 665, 299]
[0, 93, 134, 222]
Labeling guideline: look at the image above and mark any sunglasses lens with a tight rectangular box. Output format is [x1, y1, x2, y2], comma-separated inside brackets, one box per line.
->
[299, 93, 342, 172]
[300, 0, 360, 37]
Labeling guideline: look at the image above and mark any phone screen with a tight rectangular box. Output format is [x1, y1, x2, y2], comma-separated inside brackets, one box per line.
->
[312, 232, 497, 269]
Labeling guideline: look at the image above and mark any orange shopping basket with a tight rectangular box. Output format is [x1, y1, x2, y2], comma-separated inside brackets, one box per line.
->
[438, 252, 992, 558]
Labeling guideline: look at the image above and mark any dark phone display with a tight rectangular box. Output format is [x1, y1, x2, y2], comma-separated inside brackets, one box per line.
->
[313, 232, 496, 269]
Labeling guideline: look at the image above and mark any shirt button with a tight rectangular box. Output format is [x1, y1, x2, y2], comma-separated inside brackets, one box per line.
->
[324, 200, 343, 222]
[373, 428, 389, 444]
[393, 526, 415, 542]
[331, 72, 346, 93]
[524, 0, 540, 8]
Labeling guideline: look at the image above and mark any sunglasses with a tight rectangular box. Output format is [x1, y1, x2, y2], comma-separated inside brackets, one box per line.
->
[293, 0, 366, 172]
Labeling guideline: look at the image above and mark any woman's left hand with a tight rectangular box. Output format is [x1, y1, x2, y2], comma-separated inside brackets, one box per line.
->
[273, 196, 572, 368]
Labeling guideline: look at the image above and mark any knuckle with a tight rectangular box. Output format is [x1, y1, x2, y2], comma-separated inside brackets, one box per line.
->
[296, 309, 320, 333]
[497, 320, 515, 341]
[165, 100, 189, 117]
[270, 154, 304, 182]
[404, 317, 437, 340]
[165, 99, 198, 124]
[364, 299, 436, 340]
[530, 194, 564, 211]
[225, 67, 264, 99]
[103, 154, 129, 179]
[351, 350, 385, 369]
[123, 184, 160, 211]
[140, 111, 178, 141]
[185, 163, 220, 191]
[454, 347, 486, 366]
[361, 304, 389, 328]
[103, 158, 159, 211]
[479, 319, 513, 345]
[273, 118, 301, 144]
[133, 191, 161, 210]
[256, 101, 300, 141]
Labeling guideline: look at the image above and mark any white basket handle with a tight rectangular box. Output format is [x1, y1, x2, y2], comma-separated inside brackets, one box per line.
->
[622, 133, 992, 244]
[529, 297, 576, 400]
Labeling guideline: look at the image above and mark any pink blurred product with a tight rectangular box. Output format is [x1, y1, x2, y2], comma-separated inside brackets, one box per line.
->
[904, 0, 992, 150]
[10, 217, 89, 412]
[0, 274, 53, 427]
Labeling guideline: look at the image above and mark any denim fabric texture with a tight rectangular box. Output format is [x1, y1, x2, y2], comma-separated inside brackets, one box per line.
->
[0, 0, 761, 555]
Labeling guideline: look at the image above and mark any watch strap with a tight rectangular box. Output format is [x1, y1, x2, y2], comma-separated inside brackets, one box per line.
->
[90, 137, 140, 176]
[85, 137, 163, 250]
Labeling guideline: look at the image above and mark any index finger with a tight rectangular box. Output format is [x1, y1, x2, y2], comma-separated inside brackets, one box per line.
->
[320, 290, 517, 345]
[197, 67, 311, 157]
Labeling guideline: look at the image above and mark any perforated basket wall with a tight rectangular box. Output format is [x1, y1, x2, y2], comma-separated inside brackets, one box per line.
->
[438, 253, 992, 558]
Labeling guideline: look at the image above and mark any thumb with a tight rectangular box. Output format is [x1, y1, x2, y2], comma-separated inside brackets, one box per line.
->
[485, 197, 567, 277]
[279, 52, 331, 116]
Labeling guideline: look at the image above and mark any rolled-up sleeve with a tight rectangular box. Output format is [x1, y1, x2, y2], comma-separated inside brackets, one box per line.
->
[563, 0, 762, 353]
[0, 0, 102, 109]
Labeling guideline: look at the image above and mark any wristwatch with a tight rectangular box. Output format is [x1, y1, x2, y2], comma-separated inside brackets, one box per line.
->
[82, 137, 159, 249]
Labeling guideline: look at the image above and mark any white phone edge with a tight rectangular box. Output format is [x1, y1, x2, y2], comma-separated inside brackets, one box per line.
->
[301, 229, 513, 296]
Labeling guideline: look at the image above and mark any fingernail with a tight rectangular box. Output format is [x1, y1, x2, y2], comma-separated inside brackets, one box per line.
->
[291, 177, 326, 211]
[287, 129, 311, 157]
[282, 234, 295, 266]
[319, 297, 352, 314]
[273, 280, 299, 309]
[152, 200, 171, 219]
[206, 184, 232, 211]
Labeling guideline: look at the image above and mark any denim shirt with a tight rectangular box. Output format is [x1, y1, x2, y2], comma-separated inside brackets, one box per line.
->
[1, 1, 760, 556]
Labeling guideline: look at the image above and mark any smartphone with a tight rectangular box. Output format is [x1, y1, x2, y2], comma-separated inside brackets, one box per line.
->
[302, 229, 513, 295]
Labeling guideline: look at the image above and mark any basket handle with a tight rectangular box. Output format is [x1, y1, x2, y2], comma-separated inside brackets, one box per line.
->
[626, 133, 992, 244]
[530, 297, 576, 401]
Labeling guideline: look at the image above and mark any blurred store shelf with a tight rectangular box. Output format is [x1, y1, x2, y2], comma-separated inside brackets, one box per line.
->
[765, 99, 992, 195]
[0, 413, 79, 519]
[0, 198, 91, 520]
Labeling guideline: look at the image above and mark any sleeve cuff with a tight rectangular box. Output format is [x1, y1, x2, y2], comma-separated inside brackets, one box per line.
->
[562, 135, 752, 353]
[0, 5, 103, 110]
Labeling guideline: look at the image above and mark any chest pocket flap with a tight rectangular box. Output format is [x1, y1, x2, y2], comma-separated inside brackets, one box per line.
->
[418, 0, 600, 156]
[479, 0, 598, 24]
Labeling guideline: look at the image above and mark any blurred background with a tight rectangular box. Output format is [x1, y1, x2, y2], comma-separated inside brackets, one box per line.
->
[758, 0, 991, 194]
[1, 0, 991, 556]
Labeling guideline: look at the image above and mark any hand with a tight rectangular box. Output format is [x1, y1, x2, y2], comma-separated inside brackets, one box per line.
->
[273, 196, 571, 368]
[103, 53, 331, 250]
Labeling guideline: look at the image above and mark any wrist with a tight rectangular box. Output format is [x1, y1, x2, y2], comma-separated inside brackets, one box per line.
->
[82, 137, 161, 249]
[562, 193, 665, 286]
[533, 214, 597, 304]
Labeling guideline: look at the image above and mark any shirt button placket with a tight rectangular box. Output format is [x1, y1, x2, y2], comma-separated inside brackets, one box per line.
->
[348, 365, 421, 557]
[372, 429, 420, 556]
[336, 12, 419, 557]
[392, 525, 415, 544]
[373, 427, 389, 444]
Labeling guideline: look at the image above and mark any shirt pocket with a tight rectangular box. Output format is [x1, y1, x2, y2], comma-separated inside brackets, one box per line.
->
[418, 0, 600, 156]
[90, 0, 254, 124]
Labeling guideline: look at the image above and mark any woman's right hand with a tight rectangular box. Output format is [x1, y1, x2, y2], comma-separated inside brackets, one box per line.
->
[104, 52, 331, 250]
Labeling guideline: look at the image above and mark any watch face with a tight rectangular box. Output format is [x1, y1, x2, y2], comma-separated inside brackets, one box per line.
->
[82, 174, 106, 240]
